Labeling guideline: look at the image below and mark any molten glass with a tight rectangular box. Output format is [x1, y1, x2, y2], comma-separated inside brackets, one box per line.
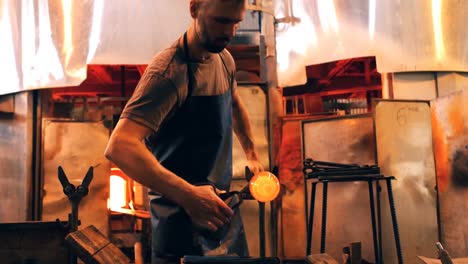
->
[249, 171, 280, 202]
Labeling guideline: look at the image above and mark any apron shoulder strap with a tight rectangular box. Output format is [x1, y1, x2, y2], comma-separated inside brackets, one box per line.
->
[218, 50, 234, 90]
[183, 32, 195, 98]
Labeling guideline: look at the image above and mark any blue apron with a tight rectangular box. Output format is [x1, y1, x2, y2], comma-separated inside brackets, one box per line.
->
[147, 33, 248, 264]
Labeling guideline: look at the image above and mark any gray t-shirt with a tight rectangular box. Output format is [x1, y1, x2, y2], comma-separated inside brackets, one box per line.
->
[120, 37, 236, 133]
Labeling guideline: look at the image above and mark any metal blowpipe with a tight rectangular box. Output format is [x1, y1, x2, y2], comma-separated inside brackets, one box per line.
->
[436, 242, 454, 264]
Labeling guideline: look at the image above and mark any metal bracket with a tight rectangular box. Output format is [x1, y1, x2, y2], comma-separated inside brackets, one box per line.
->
[56, 166, 94, 233]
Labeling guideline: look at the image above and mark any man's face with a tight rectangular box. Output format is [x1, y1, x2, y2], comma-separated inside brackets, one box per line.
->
[195, 0, 245, 53]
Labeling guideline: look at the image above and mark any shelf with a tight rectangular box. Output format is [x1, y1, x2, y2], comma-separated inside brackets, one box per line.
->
[110, 208, 150, 219]
[314, 85, 381, 97]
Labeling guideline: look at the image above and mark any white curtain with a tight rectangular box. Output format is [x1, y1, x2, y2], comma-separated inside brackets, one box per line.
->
[0, 0, 190, 95]
[275, 0, 468, 86]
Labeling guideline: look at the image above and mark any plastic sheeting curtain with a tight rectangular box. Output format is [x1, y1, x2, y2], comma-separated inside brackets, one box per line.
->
[275, 0, 468, 87]
[0, 0, 190, 95]
[2, 0, 468, 93]
[0, 0, 274, 96]
[0, 0, 99, 94]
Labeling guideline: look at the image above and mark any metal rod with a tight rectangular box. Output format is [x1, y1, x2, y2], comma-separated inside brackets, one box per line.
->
[303, 171, 309, 243]
[259, 202, 265, 258]
[32, 90, 41, 221]
[386, 178, 403, 264]
[120, 66, 126, 109]
[310, 160, 359, 168]
[71, 200, 79, 232]
[377, 181, 383, 263]
[307, 182, 317, 255]
[368, 180, 380, 264]
[320, 182, 328, 253]
[70, 201, 79, 264]
[270, 199, 278, 258]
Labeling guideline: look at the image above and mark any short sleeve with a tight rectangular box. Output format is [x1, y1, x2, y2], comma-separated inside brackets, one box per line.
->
[231, 72, 237, 93]
[219, 49, 237, 93]
[120, 73, 178, 133]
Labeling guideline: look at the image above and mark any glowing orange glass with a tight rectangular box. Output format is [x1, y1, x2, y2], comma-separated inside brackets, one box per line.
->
[249, 171, 280, 202]
[108, 167, 127, 210]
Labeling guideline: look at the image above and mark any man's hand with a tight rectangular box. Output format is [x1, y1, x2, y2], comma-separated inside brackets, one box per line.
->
[181, 185, 234, 232]
[246, 158, 264, 175]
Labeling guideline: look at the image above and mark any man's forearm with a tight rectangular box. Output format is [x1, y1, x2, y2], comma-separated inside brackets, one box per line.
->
[232, 91, 259, 160]
[105, 137, 194, 206]
[105, 134, 235, 230]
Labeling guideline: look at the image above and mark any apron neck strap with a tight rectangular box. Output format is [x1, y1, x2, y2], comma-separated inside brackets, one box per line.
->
[183, 32, 194, 97]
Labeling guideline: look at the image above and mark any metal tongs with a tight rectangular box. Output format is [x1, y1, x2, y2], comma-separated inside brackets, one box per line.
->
[215, 167, 257, 210]
[303, 159, 380, 179]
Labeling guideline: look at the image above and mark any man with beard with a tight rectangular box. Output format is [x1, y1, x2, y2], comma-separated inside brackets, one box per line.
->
[105, 0, 263, 263]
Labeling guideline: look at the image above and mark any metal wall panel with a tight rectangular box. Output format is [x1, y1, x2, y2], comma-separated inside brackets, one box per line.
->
[431, 91, 468, 257]
[41, 120, 110, 235]
[302, 114, 376, 262]
[0, 92, 34, 222]
[277, 118, 307, 258]
[375, 100, 439, 264]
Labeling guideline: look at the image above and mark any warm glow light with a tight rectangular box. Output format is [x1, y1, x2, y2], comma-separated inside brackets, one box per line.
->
[432, 0, 445, 60]
[368, 0, 376, 40]
[61, 0, 86, 79]
[317, 0, 339, 33]
[276, 0, 317, 73]
[62, 0, 73, 67]
[87, 0, 104, 63]
[109, 168, 127, 210]
[249, 171, 280, 203]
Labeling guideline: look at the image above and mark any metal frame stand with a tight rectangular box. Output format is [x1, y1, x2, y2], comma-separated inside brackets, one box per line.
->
[303, 160, 403, 264]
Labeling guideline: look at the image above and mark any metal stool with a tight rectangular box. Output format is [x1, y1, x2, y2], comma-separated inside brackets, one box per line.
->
[303, 161, 403, 264]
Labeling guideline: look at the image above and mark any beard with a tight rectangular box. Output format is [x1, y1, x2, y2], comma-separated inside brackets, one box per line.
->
[203, 37, 230, 53]
[197, 21, 231, 53]
[203, 38, 229, 53]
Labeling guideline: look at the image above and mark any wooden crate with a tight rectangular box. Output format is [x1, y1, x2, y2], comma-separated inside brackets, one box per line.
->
[66, 225, 130, 264]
